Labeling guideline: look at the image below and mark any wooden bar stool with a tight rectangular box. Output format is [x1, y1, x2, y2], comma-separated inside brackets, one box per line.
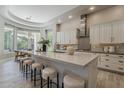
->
[62, 74, 85, 88]
[31, 63, 44, 86]
[19, 57, 31, 72]
[23, 59, 33, 79]
[41, 67, 59, 88]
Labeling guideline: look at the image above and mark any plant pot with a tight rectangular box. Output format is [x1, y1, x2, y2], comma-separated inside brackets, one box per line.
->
[43, 44, 47, 52]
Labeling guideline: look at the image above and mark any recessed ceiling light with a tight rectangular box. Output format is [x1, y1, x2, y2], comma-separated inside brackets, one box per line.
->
[68, 15, 73, 19]
[89, 7, 95, 10]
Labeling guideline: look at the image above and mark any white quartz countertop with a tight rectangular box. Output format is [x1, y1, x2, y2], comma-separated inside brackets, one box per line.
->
[33, 52, 98, 67]
[15, 50, 98, 67]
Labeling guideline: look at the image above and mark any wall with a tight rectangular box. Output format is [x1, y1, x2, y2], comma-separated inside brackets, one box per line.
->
[87, 5, 124, 52]
[59, 16, 80, 32]
[87, 6, 124, 25]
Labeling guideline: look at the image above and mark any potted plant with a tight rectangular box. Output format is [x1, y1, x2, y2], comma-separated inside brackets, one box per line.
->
[37, 37, 50, 52]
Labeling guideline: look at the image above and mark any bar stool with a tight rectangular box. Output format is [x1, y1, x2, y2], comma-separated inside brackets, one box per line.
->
[19, 57, 31, 71]
[23, 59, 33, 79]
[41, 67, 59, 88]
[62, 74, 85, 88]
[31, 63, 44, 86]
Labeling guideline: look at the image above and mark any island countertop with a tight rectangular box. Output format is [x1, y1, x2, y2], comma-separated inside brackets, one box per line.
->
[15, 50, 99, 87]
[15, 50, 98, 67]
[32, 51, 98, 67]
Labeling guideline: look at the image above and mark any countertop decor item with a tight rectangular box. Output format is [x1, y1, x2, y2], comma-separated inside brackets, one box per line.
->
[103, 46, 109, 53]
[37, 37, 50, 52]
[67, 46, 75, 55]
[109, 46, 115, 53]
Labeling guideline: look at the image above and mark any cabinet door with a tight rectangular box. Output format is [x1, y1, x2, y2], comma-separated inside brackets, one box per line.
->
[64, 31, 67, 44]
[112, 21, 122, 43]
[73, 31, 77, 44]
[70, 31, 77, 44]
[60, 32, 65, 44]
[120, 21, 124, 43]
[67, 31, 71, 44]
[57, 32, 61, 44]
[90, 24, 100, 44]
[99, 23, 112, 43]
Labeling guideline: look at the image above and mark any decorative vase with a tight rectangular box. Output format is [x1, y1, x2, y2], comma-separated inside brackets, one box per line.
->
[67, 46, 75, 55]
[43, 44, 47, 52]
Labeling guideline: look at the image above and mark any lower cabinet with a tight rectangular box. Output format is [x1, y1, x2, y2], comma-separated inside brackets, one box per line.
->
[98, 54, 124, 73]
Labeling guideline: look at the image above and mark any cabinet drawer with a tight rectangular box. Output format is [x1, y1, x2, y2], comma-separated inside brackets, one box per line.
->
[100, 57, 124, 66]
[100, 61, 124, 73]
[101, 54, 124, 59]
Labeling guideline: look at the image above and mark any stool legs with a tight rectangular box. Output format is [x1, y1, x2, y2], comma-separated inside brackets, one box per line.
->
[40, 70, 43, 88]
[31, 68, 33, 81]
[62, 82, 64, 88]
[34, 68, 36, 86]
[50, 80, 52, 88]
[47, 77, 50, 88]
[26, 64, 28, 79]
[19, 60, 23, 72]
[42, 73, 59, 88]
[57, 73, 59, 88]
[23, 65, 25, 77]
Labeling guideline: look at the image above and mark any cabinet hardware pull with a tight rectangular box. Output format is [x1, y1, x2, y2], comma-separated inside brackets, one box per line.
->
[118, 60, 123, 63]
[105, 65, 109, 67]
[106, 55, 109, 56]
[118, 67, 123, 70]
[105, 59, 109, 61]
[119, 56, 123, 58]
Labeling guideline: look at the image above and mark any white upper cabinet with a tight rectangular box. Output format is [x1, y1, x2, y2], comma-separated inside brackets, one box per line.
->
[120, 21, 124, 43]
[112, 21, 124, 43]
[112, 21, 121, 43]
[56, 31, 77, 44]
[57, 32, 61, 44]
[90, 24, 100, 44]
[70, 31, 77, 44]
[99, 23, 112, 43]
[90, 20, 124, 44]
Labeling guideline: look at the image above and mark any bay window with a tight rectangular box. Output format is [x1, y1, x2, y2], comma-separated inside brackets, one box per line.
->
[17, 31, 28, 50]
[4, 27, 14, 52]
[4, 25, 41, 52]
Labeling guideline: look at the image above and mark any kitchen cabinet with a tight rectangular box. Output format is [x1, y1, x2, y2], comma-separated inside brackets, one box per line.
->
[56, 31, 77, 44]
[98, 54, 124, 73]
[99, 23, 112, 43]
[90, 20, 124, 44]
[57, 32, 61, 44]
[112, 21, 124, 43]
[70, 31, 77, 44]
[90, 24, 100, 44]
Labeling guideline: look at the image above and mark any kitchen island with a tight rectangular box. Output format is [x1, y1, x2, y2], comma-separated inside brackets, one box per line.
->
[16, 50, 98, 88]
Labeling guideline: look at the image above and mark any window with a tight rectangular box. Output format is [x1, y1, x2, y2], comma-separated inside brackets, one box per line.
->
[33, 32, 41, 51]
[17, 31, 28, 50]
[4, 25, 41, 51]
[4, 28, 14, 52]
[47, 31, 53, 51]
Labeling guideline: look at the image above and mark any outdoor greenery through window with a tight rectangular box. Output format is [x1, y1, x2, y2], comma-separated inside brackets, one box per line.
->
[4, 28, 14, 52]
[4, 25, 41, 52]
[47, 31, 53, 51]
[17, 31, 28, 50]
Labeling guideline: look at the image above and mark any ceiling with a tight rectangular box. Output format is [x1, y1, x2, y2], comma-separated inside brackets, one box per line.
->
[0, 5, 114, 30]
[8, 5, 78, 23]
